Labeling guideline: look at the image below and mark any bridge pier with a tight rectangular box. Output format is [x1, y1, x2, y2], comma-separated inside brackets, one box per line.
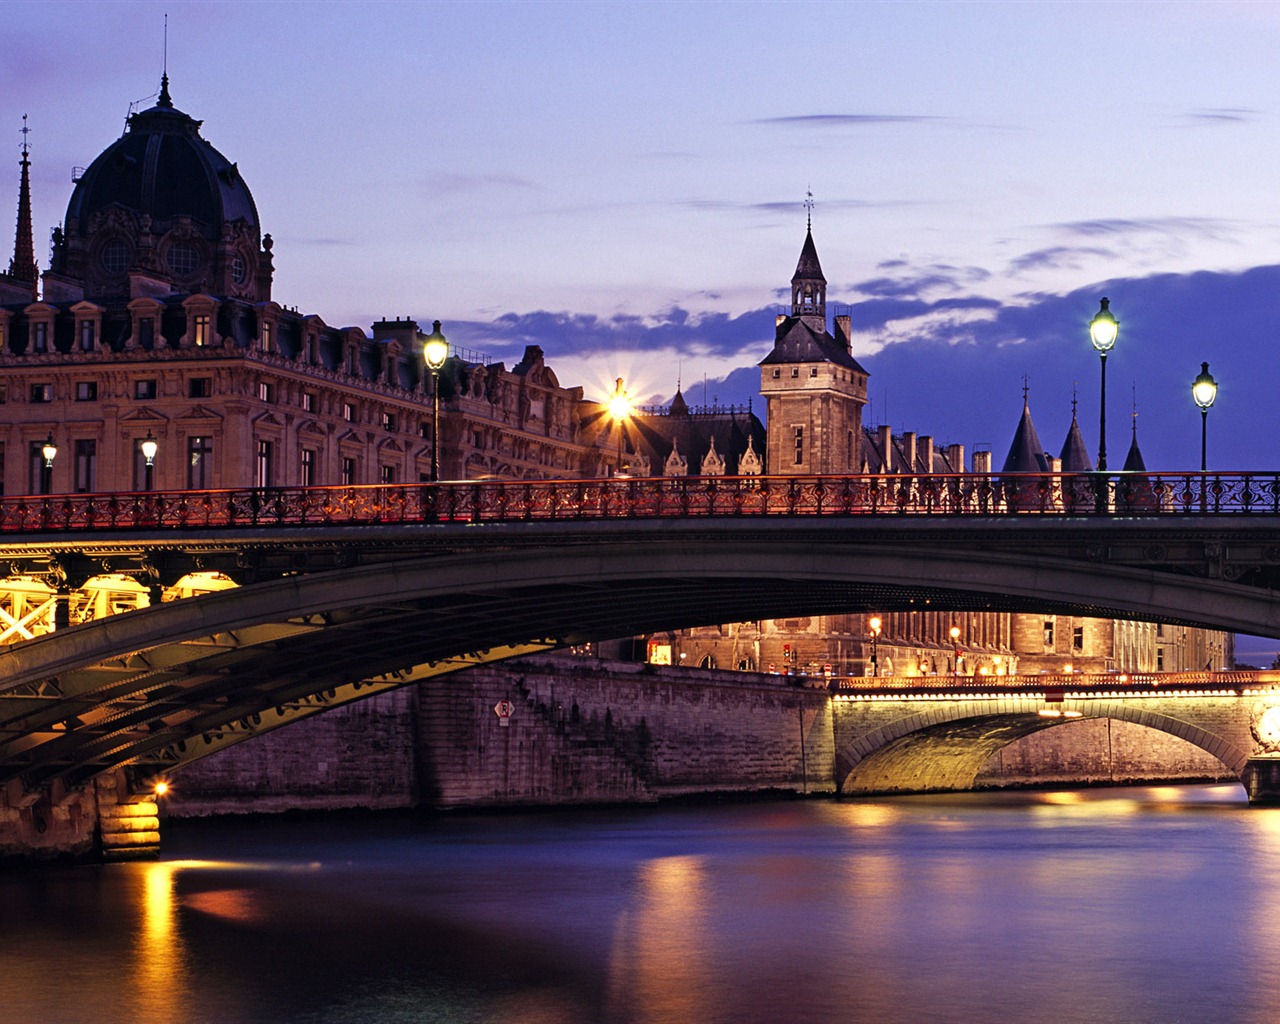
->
[0, 772, 160, 863]
[1242, 759, 1280, 804]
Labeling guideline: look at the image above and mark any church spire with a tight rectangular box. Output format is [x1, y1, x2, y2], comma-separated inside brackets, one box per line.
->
[791, 194, 826, 322]
[8, 114, 37, 298]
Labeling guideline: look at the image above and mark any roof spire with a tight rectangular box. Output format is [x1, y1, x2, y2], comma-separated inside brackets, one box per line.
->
[1122, 384, 1146, 472]
[1022, 375, 1030, 408]
[805, 187, 813, 232]
[156, 13, 173, 108]
[8, 114, 38, 297]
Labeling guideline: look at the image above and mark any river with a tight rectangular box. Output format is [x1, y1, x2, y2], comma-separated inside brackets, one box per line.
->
[3, 784, 1278, 1024]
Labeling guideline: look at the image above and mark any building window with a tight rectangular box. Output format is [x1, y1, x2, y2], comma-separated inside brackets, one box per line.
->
[772, 368, 780, 378]
[347, 348, 360, 375]
[79, 321, 95, 352]
[187, 436, 212, 489]
[1043, 620, 1055, 647]
[74, 439, 96, 493]
[341, 457, 356, 486]
[305, 335, 317, 365]
[30, 382, 52, 403]
[382, 412, 396, 431]
[380, 465, 396, 484]
[1157, 649, 1165, 671]
[29, 440, 51, 494]
[1073, 626, 1084, 651]
[138, 317, 155, 349]
[134, 379, 157, 400]
[791, 367, 799, 378]
[793, 426, 803, 466]
[189, 377, 212, 399]
[0, 442, 5, 496]
[75, 381, 97, 402]
[300, 447, 316, 487]
[0, 382, 6, 404]
[193, 314, 211, 347]
[261, 321, 273, 353]
[810, 367, 818, 377]
[257, 381, 275, 403]
[32, 322, 48, 353]
[419, 421, 431, 439]
[255, 439, 274, 488]
[303, 392, 316, 413]
[342, 401, 355, 422]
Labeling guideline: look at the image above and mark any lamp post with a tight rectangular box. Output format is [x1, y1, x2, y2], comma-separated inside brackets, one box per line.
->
[422, 320, 448, 482]
[1192, 361, 1217, 473]
[40, 433, 57, 494]
[949, 624, 961, 679]
[607, 377, 632, 475]
[1089, 297, 1119, 473]
[141, 430, 158, 491]
[868, 615, 882, 677]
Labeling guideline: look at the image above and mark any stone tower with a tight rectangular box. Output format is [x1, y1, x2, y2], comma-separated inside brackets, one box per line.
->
[759, 223, 869, 474]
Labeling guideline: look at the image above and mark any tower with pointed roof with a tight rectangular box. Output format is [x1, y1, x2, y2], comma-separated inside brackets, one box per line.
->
[1, 116, 38, 303]
[759, 218, 869, 474]
[1058, 394, 1094, 473]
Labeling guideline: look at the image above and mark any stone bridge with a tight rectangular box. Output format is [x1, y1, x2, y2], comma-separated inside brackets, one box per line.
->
[832, 673, 1280, 802]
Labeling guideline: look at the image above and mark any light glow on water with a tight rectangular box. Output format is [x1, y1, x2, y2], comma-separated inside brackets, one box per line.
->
[1, 784, 1273, 1024]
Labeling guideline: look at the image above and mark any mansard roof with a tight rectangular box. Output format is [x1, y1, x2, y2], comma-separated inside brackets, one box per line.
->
[630, 400, 767, 475]
[759, 315, 869, 372]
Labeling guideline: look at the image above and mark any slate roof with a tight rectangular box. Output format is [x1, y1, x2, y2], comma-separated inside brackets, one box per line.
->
[1001, 400, 1052, 473]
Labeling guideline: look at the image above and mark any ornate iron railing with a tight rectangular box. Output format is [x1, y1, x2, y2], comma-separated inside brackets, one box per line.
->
[2, 471, 1279, 533]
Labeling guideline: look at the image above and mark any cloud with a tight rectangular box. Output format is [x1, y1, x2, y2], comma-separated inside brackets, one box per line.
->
[1051, 217, 1237, 242]
[1007, 246, 1116, 275]
[1177, 108, 1259, 126]
[424, 172, 544, 196]
[750, 113, 949, 127]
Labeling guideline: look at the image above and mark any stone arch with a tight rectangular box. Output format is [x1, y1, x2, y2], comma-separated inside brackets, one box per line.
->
[834, 698, 1251, 795]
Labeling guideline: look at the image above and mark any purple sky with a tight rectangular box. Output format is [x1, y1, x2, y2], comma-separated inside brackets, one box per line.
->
[9, 1, 1280, 658]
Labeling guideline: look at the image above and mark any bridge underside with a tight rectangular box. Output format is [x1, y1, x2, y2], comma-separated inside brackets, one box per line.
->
[4, 519, 1280, 798]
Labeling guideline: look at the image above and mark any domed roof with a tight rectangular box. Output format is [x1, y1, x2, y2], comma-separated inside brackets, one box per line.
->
[49, 76, 272, 303]
[64, 76, 259, 240]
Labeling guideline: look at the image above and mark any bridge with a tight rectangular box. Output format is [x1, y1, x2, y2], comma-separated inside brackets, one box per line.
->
[4, 470, 1280, 857]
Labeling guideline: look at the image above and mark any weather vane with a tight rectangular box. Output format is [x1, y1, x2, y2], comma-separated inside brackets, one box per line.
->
[19, 113, 30, 156]
[804, 188, 814, 230]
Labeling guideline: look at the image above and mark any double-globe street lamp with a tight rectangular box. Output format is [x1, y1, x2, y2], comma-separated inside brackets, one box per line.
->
[1191, 361, 1218, 473]
[422, 321, 448, 482]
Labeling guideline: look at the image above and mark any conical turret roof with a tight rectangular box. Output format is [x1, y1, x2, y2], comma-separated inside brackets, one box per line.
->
[1001, 396, 1051, 473]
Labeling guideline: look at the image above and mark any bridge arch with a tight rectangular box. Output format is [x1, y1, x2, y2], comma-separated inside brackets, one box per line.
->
[4, 521, 1280, 794]
[834, 698, 1252, 795]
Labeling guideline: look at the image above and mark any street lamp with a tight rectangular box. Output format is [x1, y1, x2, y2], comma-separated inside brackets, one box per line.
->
[141, 430, 158, 491]
[1192, 361, 1217, 473]
[868, 615, 882, 677]
[422, 320, 448, 482]
[1088, 297, 1119, 472]
[40, 433, 57, 493]
[607, 377, 632, 475]
[949, 624, 961, 679]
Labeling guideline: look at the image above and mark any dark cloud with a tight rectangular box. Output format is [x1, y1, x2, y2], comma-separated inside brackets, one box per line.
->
[445, 264, 1280, 474]
[425, 173, 543, 195]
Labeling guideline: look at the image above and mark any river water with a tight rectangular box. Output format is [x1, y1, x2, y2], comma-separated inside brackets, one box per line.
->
[4, 784, 1279, 1024]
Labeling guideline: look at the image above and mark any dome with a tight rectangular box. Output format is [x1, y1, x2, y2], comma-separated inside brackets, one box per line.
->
[50, 76, 271, 302]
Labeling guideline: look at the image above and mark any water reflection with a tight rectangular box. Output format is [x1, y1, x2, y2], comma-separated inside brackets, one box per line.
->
[6, 785, 1280, 1024]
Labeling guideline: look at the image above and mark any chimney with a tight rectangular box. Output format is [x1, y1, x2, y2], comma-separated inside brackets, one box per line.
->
[945, 443, 966, 472]
[972, 450, 993, 474]
[834, 314, 852, 354]
[877, 425, 893, 472]
[919, 435, 934, 473]
[902, 432, 917, 472]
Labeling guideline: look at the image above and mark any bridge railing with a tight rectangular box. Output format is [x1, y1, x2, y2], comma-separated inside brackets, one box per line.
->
[830, 669, 1280, 695]
[3, 471, 1280, 532]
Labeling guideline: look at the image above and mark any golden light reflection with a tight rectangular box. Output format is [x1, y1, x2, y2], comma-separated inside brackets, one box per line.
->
[605, 855, 710, 1024]
[131, 861, 190, 1022]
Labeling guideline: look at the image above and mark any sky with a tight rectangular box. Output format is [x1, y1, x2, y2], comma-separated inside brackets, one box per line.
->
[6, 0, 1280, 659]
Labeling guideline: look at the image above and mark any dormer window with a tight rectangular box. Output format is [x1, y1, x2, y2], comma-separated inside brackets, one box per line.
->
[193, 314, 210, 347]
[261, 321, 274, 353]
[80, 321, 95, 352]
[32, 322, 47, 354]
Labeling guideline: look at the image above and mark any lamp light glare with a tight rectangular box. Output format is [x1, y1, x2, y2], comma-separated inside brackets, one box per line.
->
[423, 321, 448, 371]
[1192, 361, 1218, 410]
[1089, 297, 1118, 353]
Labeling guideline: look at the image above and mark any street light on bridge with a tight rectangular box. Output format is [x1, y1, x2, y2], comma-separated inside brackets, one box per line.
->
[1192, 361, 1218, 473]
[1089, 297, 1119, 472]
[422, 321, 448, 482]
[607, 377, 632, 475]
[950, 623, 961, 679]
[868, 615, 882, 677]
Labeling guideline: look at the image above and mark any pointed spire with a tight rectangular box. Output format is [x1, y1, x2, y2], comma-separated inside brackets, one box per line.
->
[157, 73, 173, 109]
[8, 114, 37, 297]
[1002, 386, 1051, 472]
[1122, 390, 1146, 472]
[1058, 396, 1094, 472]
[791, 197, 826, 321]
